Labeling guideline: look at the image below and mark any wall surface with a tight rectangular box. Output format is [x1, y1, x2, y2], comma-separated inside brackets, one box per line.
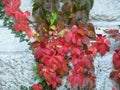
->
[0, 0, 120, 90]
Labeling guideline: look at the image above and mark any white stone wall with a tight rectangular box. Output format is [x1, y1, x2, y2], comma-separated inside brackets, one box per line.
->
[90, 0, 120, 24]
[0, 0, 120, 90]
[0, 27, 36, 90]
[0, 0, 36, 90]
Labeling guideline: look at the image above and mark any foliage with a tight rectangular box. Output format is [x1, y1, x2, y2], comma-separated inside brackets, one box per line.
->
[2, 0, 33, 38]
[30, 24, 111, 90]
[30, 0, 99, 89]
[105, 30, 120, 41]
[2, 0, 117, 90]
[20, 85, 32, 90]
[106, 30, 120, 87]
[32, 0, 94, 40]
[3, 17, 30, 42]
[0, 0, 30, 43]
[110, 50, 120, 83]
[0, 0, 5, 19]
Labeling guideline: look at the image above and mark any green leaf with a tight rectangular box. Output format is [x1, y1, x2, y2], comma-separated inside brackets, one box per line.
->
[34, 75, 41, 81]
[79, 0, 87, 8]
[19, 34, 26, 42]
[20, 85, 28, 90]
[50, 12, 57, 25]
[40, 77, 45, 82]
[90, 0, 94, 9]
[86, 0, 92, 12]
[21, 34, 26, 38]
[15, 33, 21, 37]
[32, 2, 39, 15]
[33, 65, 38, 72]
[28, 87, 32, 90]
[50, 25, 57, 30]
[73, 1, 78, 11]
[27, 42, 32, 45]
[79, 0, 94, 12]
[20, 37, 25, 42]
[34, 75, 44, 83]
[34, 76, 45, 83]
[41, 81, 46, 87]
[47, 86, 52, 90]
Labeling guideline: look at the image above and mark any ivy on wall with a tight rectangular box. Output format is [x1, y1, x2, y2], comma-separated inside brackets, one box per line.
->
[0, 0, 5, 19]
[2, 0, 120, 90]
[0, 0, 30, 43]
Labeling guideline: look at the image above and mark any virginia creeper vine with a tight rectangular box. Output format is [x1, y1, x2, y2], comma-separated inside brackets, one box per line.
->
[2, 0, 119, 90]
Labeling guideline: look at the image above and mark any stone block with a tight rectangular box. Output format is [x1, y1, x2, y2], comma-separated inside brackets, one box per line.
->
[90, 0, 120, 22]
[0, 27, 29, 52]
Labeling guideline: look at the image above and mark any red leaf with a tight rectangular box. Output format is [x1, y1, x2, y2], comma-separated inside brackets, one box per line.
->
[78, 27, 85, 36]
[110, 69, 120, 83]
[72, 25, 78, 33]
[72, 34, 77, 44]
[65, 32, 73, 42]
[115, 34, 120, 41]
[99, 44, 109, 56]
[113, 49, 120, 69]
[24, 11, 30, 17]
[87, 23, 96, 38]
[14, 11, 27, 21]
[105, 30, 118, 36]
[31, 41, 40, 48]
[113, 59, 120, 69]
[34, 49, 43, 59]
[88, 42, 98, 57]
[57, 60, 69, 76]
[12, 0, 21, 9]
[38, 64, 61, 88]
[87, 30, 96, 38]
[96, 34, 110, 56]
[105, 30, 120, 41]
[97, 34, 111, 45]
[32, 84, 43, 90]
[68, 72, 84, 88]
[2, 0, 10, 5]
[83, 76, 96, 90]
[110, 71, 116, 78]
[81, 36, 90, 45]
[25, 28, 34, 38]
[5, 6, 18, 16]
[112, 87, 116, 90]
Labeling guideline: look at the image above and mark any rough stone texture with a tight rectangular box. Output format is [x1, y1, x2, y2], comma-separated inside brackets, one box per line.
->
[0, 28, 36, 90]
[0, 52, 35, 90]
[94, 26, 120, 90]
[0, 28, 29, 52]
[90, 0, 120, 22]
[0, 0, 120, 90]
[90, 0, 120, 27]
[0, 0, 36, 90]
[20, 0, 33, 20]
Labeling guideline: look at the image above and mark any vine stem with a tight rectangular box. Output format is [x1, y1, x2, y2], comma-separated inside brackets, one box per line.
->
[78, 86, 80, 90]
[119, 83, 120, 90]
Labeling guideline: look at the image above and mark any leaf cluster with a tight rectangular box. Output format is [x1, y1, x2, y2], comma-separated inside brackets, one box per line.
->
[32, 0, 94, 37]
[0, 1, 30, 43]
[20, 85, 32, 90]
[3, 17, 30, 43]
[0, 0, 5, 19]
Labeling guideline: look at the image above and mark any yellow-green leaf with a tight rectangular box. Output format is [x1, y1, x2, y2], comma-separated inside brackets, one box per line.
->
[50, 25, 57, 30]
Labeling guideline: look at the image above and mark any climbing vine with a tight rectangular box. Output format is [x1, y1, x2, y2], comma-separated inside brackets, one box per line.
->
[1, 0, 31, 43]
[2, 0, 119, 90]
[105, 30, 120, 89]
[0, 0, 5, 19]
